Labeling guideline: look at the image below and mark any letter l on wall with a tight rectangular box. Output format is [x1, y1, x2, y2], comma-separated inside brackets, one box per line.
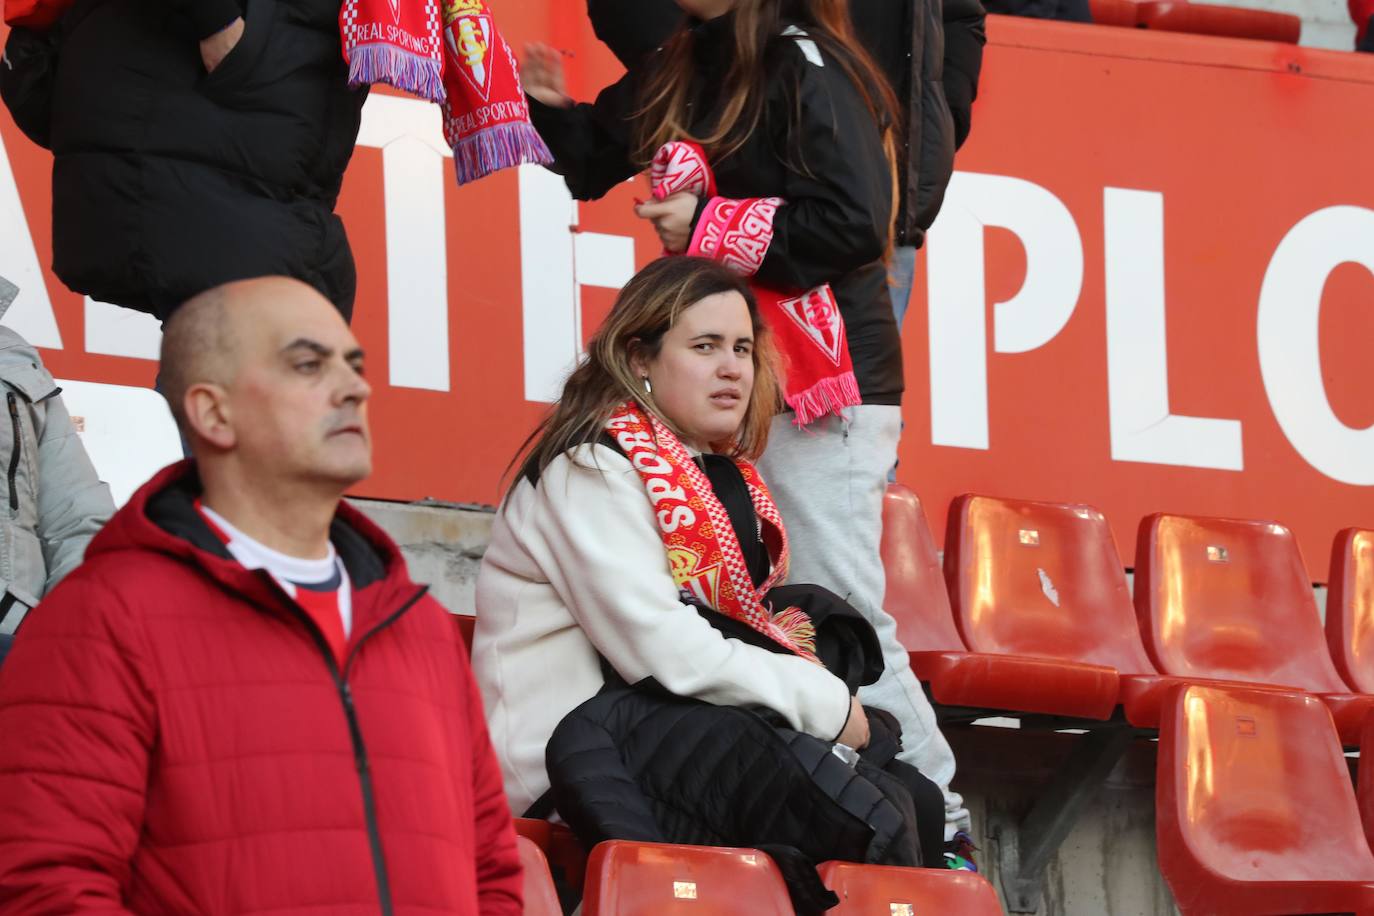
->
[1104, 187, 1243, 470]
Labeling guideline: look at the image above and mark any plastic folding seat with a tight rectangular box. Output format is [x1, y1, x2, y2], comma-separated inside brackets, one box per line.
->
[1136, 1, 1301, 42]
[1156, 682, 1374, 914]
[581, 841, 792, 915]
[517, 836, 563, 916]
[945, 494, 1238, 726]
[817, 860, 1003, 915]
[514, 818, 588, 893]
[1327, 528, 1374, 694]
[881, 486, 1119, 719]
[1361, 711, 1374, 856]
[1136, 513, 1374, 744]
[1089, 0, 1142, 27]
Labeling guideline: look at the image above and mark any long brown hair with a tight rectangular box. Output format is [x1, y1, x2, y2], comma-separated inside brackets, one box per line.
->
[510, 257, 783, 489]
[635, 0, 899, 200]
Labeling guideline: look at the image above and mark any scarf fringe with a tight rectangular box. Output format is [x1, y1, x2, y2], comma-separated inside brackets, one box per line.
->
[450, 121, 553, 186]
[786, 371, 862, 428]
[770, 606, 818, 656]
[345, 43, 447, 105]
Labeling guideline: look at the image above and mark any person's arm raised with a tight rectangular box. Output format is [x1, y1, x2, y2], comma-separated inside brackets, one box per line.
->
[522, 43, 642, 201]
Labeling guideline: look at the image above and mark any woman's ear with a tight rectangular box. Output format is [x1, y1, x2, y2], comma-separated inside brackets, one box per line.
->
[628, 338, 650, 379]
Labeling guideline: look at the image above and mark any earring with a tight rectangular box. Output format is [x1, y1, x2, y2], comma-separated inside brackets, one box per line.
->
[642, 376, 652, 395]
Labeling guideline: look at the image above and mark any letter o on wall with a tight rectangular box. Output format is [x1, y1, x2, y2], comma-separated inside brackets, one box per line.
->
[1257, 206, 1374, 485]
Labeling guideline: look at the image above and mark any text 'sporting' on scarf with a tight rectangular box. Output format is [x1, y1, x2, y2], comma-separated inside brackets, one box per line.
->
[340, 0, 552, 184]
[606, 401, 819, 658]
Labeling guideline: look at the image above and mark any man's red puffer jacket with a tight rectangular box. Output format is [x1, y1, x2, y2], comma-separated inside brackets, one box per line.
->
[0, 461, 523, 915]
[4, 0, 69, 29]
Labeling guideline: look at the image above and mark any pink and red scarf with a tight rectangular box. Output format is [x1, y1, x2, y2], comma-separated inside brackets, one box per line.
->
[650, 141, 861, 427]
[607, 401, 818, 659]
[340, 0, 551, 184]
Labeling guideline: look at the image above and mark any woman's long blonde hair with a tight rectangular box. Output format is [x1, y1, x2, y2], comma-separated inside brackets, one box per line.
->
[635, 0, 900, 235]
[510, 257, 783, 489]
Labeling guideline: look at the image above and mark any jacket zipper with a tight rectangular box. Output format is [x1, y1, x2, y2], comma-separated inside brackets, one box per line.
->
[269, 576, 429, 916]
[7, 393, 20, 512]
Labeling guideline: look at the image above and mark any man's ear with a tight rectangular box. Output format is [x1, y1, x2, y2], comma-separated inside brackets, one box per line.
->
[183, 383, 236, 451]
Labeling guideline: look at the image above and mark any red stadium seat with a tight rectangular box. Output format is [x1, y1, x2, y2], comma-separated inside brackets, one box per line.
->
[517, 836, 563, 916]
[514, 818, 588, 893]
[1136, 513, 1374, 744]
[1156, 683, 1374, 914]
[1327, 528, 1374, 695]
[1136, 1, 1301, 42]
[455, 613, 476, 654]
[1089, 0, 1143, 26]
[581, 841, 792, 915]
[945, 494, 1217, 726]
[1361, 711, 1374, 856]
[817, 860, 1003, 914]
[882, 486, 1119, 719]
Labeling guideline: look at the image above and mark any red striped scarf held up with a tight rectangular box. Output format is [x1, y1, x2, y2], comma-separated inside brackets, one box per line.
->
[340, 0, 551, 184]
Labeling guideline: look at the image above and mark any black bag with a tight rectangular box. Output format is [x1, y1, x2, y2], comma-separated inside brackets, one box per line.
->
[0, 25, 61, 149]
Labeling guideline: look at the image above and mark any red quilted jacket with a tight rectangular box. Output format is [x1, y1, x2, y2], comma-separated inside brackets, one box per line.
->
[0, 462, 523, 915]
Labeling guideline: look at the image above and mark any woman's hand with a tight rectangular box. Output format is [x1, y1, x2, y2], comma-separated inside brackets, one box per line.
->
[522, 42, 572, 109]
[836, 695, 870, 750]
[635, 192, 699, 254]
[200, 17, 244, 73]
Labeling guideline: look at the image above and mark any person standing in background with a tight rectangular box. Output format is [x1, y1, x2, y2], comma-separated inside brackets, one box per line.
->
[0, 276, 113, 670]
[1, 0, 367, 321]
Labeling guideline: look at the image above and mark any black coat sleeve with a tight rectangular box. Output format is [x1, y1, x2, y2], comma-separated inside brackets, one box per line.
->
[942, 0, 987, 149]
[527, 72, 643, 202]
[754, 48, 893, 292]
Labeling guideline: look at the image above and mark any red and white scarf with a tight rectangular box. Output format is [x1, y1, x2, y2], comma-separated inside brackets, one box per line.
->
[340, 0, 551, 184]
[606, 401, 818, 659]
[650, 141, 862, 427]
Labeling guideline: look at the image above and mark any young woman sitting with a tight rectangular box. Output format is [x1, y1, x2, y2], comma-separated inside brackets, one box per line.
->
[473, 257, 943, 910]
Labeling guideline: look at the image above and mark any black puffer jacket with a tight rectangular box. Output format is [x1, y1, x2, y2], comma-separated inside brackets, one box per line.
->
[584, 0, 986, 249]
[850, 0, 986, 247]
[44, 0, 366, 319]
[531, 13, 901, 404]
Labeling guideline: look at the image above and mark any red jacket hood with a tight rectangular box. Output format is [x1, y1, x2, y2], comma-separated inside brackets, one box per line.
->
[90, 460, 422, 615]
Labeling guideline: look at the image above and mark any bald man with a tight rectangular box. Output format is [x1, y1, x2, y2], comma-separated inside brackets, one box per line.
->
[0, 278, 523, 915]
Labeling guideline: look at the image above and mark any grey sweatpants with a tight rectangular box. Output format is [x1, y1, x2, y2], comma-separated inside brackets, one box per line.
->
[758, 405, 970, 838]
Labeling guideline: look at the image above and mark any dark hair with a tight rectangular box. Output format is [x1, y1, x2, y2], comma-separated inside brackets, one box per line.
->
[510, 257, 783, 488]
[634, 0, 899, 195]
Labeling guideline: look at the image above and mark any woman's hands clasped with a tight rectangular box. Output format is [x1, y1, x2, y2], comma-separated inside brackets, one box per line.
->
[635, 192, 698, 254]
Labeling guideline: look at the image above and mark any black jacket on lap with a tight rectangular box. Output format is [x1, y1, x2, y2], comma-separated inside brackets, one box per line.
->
[40, 0, 366, 319]
[530, 13, 903, 405]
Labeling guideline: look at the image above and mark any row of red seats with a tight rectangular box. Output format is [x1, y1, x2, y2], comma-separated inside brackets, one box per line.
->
[1086, 0, 1302, 42]
[884, 487, 1374, 743]
[516, 831, 1003, 915]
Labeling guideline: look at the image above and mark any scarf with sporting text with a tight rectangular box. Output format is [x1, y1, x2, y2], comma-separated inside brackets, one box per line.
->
[650, 140, 862, 427]
[340, 0, 551, 184]
[606, 401, 818, 659]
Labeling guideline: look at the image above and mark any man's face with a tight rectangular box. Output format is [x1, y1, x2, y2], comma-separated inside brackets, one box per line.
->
[226, 286, 373, 489]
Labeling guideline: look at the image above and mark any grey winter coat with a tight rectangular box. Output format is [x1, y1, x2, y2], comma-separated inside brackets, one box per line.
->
[0, 281, 113, 641]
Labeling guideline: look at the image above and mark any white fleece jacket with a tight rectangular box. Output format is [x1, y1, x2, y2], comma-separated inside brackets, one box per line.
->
[473, 443, 853, 816]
